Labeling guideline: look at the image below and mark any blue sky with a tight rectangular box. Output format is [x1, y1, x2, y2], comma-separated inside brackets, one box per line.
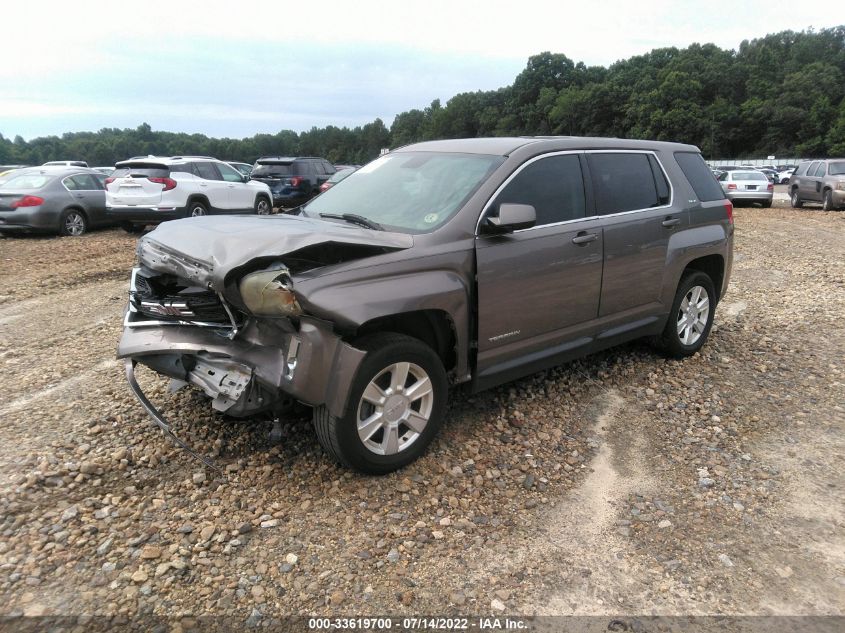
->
[2, 0, 841, 141]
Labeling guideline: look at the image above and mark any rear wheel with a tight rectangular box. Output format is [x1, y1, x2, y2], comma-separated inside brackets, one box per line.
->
[657, 271, 716, 358]
[761, 199, 772, 208]
[313, 333, 448, 474]
[790, 189, 803, 208]
[60, 209, 87, 236]
[255, 196, 271, 215]
[188, 201, 207, 217]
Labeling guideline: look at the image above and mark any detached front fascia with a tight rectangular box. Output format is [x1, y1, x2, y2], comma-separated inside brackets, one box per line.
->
[117, 311, 366, 418]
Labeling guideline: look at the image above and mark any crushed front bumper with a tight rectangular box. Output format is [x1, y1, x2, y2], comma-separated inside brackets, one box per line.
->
[118, 312, 366, 419]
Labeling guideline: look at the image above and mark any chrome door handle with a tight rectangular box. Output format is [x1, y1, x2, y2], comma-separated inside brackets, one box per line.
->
[571, 232, 598, 245]
[662, 217, 681, 228]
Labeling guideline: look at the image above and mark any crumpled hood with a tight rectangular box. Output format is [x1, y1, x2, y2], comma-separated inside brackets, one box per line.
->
[137, 214, 413, 290]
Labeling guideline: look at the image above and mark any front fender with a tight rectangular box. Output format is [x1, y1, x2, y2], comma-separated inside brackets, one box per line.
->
[296, 269, 471, 380]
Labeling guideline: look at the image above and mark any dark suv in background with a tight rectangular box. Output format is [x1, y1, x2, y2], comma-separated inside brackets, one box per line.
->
[250, 157, 336, 208]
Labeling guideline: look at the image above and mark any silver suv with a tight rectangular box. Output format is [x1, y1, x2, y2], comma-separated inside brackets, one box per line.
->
[788, 159, 845, 210]
[105, 156, 272, 232]
[117, 137, 734, 474]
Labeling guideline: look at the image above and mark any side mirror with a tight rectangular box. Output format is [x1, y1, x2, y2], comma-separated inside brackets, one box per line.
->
[481, 203, 536, 235]
[242, 174, 251, 183]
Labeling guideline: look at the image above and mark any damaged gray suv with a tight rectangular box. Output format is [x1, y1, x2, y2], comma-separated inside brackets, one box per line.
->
[118, 137, 734, 474]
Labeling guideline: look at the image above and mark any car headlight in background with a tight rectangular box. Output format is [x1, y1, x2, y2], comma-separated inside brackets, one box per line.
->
[836, 181, 845, 191]
[239, 265, 302, 317]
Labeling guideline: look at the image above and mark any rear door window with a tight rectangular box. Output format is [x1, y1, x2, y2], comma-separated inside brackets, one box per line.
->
[674, 152, 724, 202]
[813, 163, 827, 177]
[493, 154, 586, 226]
[194, 162, 221, 181]
[587, 153, 660, 214]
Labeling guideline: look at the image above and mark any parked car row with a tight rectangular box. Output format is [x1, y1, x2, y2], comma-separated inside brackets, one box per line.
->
[0, 154, 346, 236]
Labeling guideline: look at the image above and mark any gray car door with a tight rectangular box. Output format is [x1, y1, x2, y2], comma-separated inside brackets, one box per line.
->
[587, 151, 678, 318]
[64, 174, 106, 225]
[799, 162, 821, 201]
[475, 152, 603, 377]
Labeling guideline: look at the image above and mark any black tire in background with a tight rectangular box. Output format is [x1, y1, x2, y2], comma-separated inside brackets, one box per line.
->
[822, 190, 834, 211]
[790, 189, 803, 208]
[121, 222, 145, 234]
[657, 270, 717, 358]
[313, 333, 448, 475]
[188, 200, 207, 217]
[59, 208, 88, 236]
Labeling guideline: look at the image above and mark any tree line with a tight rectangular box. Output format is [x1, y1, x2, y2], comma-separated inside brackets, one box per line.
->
[2, 27, 843, 167]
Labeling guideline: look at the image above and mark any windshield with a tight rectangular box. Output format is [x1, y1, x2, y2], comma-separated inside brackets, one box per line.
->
[829, 161, 845, 176]
[252, 164, 292, 177]
[303, 152, 504, 233]
[0, 174, 52, 190]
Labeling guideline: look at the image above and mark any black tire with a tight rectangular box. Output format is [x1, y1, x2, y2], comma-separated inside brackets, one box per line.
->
[790, 188, 803, 208]
[59, 208, 88, 236]
[187, 200, 207, 217]
[255, 196, 271, 215]
[761, 199, 772, 208]
[313, 332, 448, 475]
[121, 222, 145, 234]
[822, 190, 834, 211]
[657, 271, 717, 358]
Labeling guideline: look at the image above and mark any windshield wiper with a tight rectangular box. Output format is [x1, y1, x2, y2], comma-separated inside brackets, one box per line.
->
[319, 213, 383, 231]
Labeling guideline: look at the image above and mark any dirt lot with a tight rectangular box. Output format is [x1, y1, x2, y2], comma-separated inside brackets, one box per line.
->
[0, 200, 843, 626]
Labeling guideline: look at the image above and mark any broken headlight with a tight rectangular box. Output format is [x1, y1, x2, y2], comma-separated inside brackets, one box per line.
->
[238, 265, 302, 317]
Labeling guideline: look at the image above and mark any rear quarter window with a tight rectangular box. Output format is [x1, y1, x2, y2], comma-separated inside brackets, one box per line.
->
[674, 152, 725, 202]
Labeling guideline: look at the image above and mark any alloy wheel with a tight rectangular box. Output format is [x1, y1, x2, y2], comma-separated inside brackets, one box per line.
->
[676, 285, 710, 346]
[65, 212, 86, 236]
[355, 362, 434, 455]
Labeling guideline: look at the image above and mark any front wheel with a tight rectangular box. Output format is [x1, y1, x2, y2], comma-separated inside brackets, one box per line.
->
[60, 209, 88, 236]
[822, 190, 834, 211]
[314, 333, 448, 474]
[657, 271, 716, 358]
[790, 189, 803, 208]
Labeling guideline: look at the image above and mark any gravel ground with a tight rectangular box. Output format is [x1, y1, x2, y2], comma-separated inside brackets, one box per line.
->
[0, 198, 843, 625]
